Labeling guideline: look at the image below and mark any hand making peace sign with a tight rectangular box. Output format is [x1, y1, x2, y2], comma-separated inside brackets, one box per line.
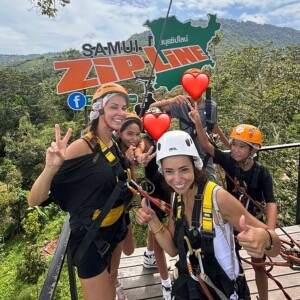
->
[45, 124, 72, 169]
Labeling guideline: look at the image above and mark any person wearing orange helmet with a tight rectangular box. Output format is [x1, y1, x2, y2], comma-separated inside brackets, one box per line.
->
[149, 68, 230, 181]
[116, 110, 173, 300]
[28, 82, 135, 300]
[189, 102, 277, 300]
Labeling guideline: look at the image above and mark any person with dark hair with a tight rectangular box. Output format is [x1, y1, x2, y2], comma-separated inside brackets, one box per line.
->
[135, 130, 280, 300]
[28, 82, 134, 300]
[114, 112, 155, 299]
[118, 108, 172, 299]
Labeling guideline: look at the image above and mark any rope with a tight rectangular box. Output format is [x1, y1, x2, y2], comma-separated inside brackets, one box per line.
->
[219, 163, 300, 299]
[129, 180, 171, 215]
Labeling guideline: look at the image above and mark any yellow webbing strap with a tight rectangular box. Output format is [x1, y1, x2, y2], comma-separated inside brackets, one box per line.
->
[84, 132, 131, 182]
[92, 204, 124, 227]
[85, 132, 117, 163]
[176, 194, 182, 219]
[202, 181, 217, 233]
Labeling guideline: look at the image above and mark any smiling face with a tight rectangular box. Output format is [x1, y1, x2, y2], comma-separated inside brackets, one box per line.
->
[161, 155, 195, 194]
[230, 139, 252, 162]
[102, 94, 128, 130]
[119, 122, 141, 149]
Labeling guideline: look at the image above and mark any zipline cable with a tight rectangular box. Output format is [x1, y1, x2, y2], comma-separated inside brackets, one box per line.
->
[138, 0, 173, 117]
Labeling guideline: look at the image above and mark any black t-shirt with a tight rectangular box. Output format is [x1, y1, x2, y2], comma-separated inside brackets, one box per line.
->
[50, 142, 131, 217]
[143, 136, 171, 219]
[214, 149, 275, 215]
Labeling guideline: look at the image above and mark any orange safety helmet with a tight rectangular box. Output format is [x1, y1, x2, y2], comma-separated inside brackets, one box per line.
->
[121, 112, 143, 131]
[92, 82, 129, 105]
[184, 67, 202, 76]
[229, 124, 262, 149]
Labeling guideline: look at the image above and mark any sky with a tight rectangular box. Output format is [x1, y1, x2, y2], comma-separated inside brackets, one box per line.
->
[1, 0, 300, 55]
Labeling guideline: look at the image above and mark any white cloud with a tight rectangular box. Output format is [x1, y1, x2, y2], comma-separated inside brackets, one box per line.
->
[0, 0, 299, 55]
[238, 13, 267, 24]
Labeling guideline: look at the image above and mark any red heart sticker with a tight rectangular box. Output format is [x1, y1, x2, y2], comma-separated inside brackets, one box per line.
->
[181, 71, 210, 100]
[143, 112, 171, 141]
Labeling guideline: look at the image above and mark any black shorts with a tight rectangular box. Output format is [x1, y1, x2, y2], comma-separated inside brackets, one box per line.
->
[69, 216, 127, 279]
[124, 211, 131, 226]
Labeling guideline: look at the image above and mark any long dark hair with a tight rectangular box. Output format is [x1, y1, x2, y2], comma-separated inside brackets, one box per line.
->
[120, 118, 142, 133]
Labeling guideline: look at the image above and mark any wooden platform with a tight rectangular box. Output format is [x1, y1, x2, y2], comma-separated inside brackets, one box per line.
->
[118, 225, 300, 300]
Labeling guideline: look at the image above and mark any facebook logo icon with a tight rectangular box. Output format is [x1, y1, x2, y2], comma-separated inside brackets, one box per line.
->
[67, 92, 86, 110]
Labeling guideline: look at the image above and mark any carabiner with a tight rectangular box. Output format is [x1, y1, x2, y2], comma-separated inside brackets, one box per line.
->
[139, 177, 156, 194]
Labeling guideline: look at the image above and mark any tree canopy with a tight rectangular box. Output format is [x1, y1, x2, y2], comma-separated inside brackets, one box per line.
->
[30, 0, 71, 17]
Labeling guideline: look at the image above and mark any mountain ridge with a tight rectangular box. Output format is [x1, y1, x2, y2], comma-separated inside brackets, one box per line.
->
[1, 18, 299, 64]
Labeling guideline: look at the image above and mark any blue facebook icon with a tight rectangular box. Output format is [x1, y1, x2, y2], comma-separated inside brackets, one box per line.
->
[67, 92, 86, 110]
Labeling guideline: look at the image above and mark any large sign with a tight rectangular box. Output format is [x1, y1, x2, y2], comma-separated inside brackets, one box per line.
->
[54, 15, 220, 95]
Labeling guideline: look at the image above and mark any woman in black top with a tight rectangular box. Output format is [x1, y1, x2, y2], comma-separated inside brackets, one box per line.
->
[28, 83, 133, 300]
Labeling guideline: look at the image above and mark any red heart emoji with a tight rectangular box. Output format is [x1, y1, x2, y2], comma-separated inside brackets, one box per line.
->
[143, 112, 171, 141]
[181, 72, 210, 100]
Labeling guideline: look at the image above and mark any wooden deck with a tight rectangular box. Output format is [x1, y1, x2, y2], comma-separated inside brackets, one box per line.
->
[117, 225, 300, 300]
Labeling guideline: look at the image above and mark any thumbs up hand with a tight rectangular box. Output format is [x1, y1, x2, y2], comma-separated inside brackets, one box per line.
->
[135, 198, 156, 225]
[236, 215, 268, 258]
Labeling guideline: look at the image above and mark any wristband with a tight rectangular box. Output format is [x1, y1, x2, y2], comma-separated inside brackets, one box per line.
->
[264, 229, 273, 251]
[151, 223, 165, 236]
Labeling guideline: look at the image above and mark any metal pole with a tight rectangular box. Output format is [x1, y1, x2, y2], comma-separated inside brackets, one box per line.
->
[67, 243, 78, 299]
[296, 148, 300, 224]
[38, 215, 71, 300]
[83, 89, 89, 127]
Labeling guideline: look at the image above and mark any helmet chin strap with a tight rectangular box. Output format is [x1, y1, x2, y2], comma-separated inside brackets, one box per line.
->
[238, 155, 253, 169]
[100, 113, 115, 132]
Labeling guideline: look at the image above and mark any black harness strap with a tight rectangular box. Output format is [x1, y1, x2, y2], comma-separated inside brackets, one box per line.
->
[233, 161, 262, 190]
[205, 87, 214, 134]
[74, 180, 125, 265]
[74, 135, 128, 265]
[191, 185, 204, 228]
[174, 194, 190, 275]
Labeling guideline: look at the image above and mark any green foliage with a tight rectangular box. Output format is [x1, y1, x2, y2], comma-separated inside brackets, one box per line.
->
[0, 68, 43, 154]
[21, 209, 42, 239]
[30, 0, 71, 18]
[16, 242, 47, 285]
[0, 158, 22, 189]
[3, 115, 47, 189]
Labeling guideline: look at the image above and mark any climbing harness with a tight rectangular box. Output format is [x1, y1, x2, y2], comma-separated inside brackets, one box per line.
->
[172, 181, 250, 300]
[74, 133, 131, 265]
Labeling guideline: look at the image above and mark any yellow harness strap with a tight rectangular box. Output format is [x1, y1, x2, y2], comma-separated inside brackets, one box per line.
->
[92, 205, 124, 227]
[83, 132, 128, 226]
[84, 132, 131, 181]
[176, 194, 182, 219]
[202, 181, 218, 234]
[85, 132, 117, 163]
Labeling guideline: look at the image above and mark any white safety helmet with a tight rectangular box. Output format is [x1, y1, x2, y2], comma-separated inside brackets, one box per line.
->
[156, 130, 203, 174]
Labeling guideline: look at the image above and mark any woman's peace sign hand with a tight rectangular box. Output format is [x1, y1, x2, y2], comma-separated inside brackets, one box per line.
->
[46, 124, 72, 169]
